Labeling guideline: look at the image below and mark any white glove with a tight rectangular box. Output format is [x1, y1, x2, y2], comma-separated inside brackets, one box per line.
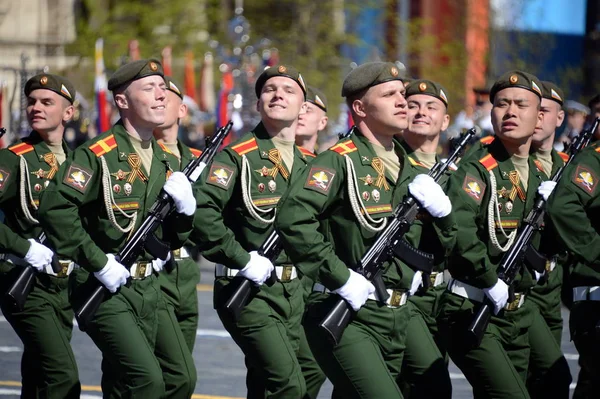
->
[94, 254, 130, 293]
[483, 279, 509, 315]
[534, 270, 544, 282]
[151, 252, 171, 273]
[409, 271, 423, 296]
[24, 239, 54, 272]
[333, 270, 376, 311]
[163, 171, 195, 216]
[238, 251, 275, 286]
[408, 174, 452, 218]
[537, 180, 557, 202]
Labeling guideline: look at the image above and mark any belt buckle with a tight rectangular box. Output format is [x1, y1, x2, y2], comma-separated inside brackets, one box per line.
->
[280, 265, 293, 282]
[505, 292, 522, 311]
[389, 289, 406, 307]
[134, 262, 149, 279]
[429, 272, 439, 286]
[56, 261, 71, 277]
[545, 258, 556, 273]
[172, 248, 181, 260]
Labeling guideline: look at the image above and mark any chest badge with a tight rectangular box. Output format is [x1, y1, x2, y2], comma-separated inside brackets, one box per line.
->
[371, 189, 380, 202]
[505, 200, 513, 214]
[111, 169, 131, 181]
[359, 174, 373, 186]
[258, 183, 265, 193]
[124, 183, 132, 196]
[362, 191, 370, 201]
[268, 180, 277, 192]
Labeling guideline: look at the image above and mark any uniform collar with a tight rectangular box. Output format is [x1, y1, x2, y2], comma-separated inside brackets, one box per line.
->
[351, 128, 408, 183]
[27, 130, 70, 161]
[252, 122, 310, 172]
[111, 121, 173, 165]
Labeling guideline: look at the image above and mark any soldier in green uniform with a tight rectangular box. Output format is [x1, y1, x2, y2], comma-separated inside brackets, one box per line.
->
[191, 64, 323, 398]
[0, 74, 80, 398]
[38, 59, 196, 398]
[439, 70, 550, 398]
[547, 133, 600, 399]
[396, 78, 452, 398]
[526, 80, 572, 398]
[295, 85, 328, 154]
[275, 62, 457, 398]
[151, 76, 198, 398]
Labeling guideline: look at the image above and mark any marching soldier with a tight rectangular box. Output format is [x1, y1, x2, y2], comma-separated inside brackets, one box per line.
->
[38, 59, 196, 398]
[396, 79, 452, 398]
[190, 64, 322, 398]
[0, 74, 80, 398]
[151, 76, 198, 398]
[295, 85, 328, 154]
[439, 70, 549, 398]
[547, 131, 600, 399]
[526, 80, 572, 398]
[276, 62, 456, 397]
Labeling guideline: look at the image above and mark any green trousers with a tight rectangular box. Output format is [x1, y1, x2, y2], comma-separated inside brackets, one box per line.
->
[214, 276, 310, 399]
[70, 268, 165, 398]
[157, 256, 199, 352]
[528, 263, 563, 345]
[304, 293, 410, 399]
[0, 263, 80, 399]
[570, 300, 600, 399]
[439, 291, 533, 399]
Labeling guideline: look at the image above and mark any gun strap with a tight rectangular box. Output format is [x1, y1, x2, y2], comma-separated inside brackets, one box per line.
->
[524, 245, 547, 273]
[392, 238, 434, 273]
[144, 232, 171, 261]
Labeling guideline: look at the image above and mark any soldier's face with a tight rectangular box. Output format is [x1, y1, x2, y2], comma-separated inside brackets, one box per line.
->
[296, 102, 327, 139]
[26, 89, 74, 134]
[532, 98, 564, 143]
[158, 90, 186, 130]
[123, 76, 167, 128]
[406, 94, 450, 138]
[491, 88, 542, 143]
[258, 77, 305, 124]
[360, 80, 408, 135]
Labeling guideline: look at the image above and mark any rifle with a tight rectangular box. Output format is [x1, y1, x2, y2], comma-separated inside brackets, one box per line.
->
[74, 121, 233, 331]
[338, 126, 355, 140]
[319, 127, 478, 345]
[466, 117, 599, 348]
[222, 230, 281, 321]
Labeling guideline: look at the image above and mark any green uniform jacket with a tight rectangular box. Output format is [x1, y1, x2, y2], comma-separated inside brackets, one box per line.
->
[275, 130, 456, 291]
[547, 142, 600, 286]
[0, 132, 70, 257]
[175, 140, 202, 249]
[445, 138, 543, 290]
[190, 122, 315, 268]
[38, 121, 192, 272]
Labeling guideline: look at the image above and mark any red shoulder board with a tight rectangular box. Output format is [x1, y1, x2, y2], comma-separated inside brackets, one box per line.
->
[231, 138, 258, 156]
[558, 151, 569, 162]
[158, 142, 172, 154]
[480, 136, 495, 145]
[298, 146, 316, 158]
[478, 154, 498, 171]
[190, 148, 202, 158]
[595, 147, 600, 154]
[89, 135, 117, 157]
[329, 140, 357, 155]
[8, 142, 34, 156]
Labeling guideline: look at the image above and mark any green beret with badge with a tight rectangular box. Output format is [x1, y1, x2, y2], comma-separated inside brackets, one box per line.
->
[341, 62, 403, 97]
[306, 86, 327, 112]
[164, 76, 183, 100]
[107, 58, 164, 91]
[541, 81, 564, 106]
[254, 64, 306, 98]
[405, 79, 449, 107]
[489, 70, 543, 103]
[25, 73, 76, 104]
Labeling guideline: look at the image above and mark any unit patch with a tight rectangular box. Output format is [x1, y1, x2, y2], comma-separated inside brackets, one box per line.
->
[462, 174, 486, 204]
[304, 167, 336, 195]
[0, 168, 10, 192]
[573, 165, 597, 195]
[64, 164, 93, 194]
[207, 162, 235, 189]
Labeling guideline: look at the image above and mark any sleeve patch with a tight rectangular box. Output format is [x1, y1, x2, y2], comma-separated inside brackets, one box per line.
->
[0, 168, 11, 192]
[206, 162, 235, 189]
[63, 164, 93, 194]
[572, 164, 598, 196]
[304, 166, 336, 195]
[462, 174, 486, 204]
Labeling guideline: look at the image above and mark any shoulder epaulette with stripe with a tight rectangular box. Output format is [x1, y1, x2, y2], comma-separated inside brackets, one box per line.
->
[298, 146, 316, 158]
[407, 156, 426, 168]
[89, 135, 117, 157]
[8, 142, 34, 156]
[478, 154, 498, 171]
[480, 136, 495, 145]
[329, 140, 357, 155]
[231, 138, 258, 156]
[595, 147, 600, 154]
[190, 148, 202, 158]
[158, 142, 172, 154]
[558, 151, 569, 162]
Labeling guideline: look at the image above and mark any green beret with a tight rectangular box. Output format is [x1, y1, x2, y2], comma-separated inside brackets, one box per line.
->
[164, 76, 183, 100]
[341, 62, 403, 97]
[540, 81, 564, 106]
[107, 58, 164, 91]
[490, 70, 543, 103]
[25, 73, 76, 104]
[306, 86, 327, 112]
[405, 79, 449, 107]
[255, 64, 306, 98]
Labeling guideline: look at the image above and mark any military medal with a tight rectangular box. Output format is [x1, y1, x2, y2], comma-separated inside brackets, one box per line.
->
[360, 174, 373, 186]
[268, 180, 276, 192]
[113, 184, 121, 194]
[258, 183, 265, 193]
[33, 169, 45, 179]
[362, 191, 370, 201]
[498, 187, 509, 199]
[34, 183, 42, 192]
[372, 189, 380, 203]
[124, 183, 132, 196]
[111, 169, 130, 181]
[255, 166, 270, 177]
[44, 180, 50, 188]
[505, 200, 513, 214]
[497, 202, 503, 212]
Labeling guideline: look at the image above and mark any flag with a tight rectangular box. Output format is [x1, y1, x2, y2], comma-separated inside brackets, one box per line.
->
[162, 46, 172, 76]
[199, 52, 215, 113]
[129, 40, 140, 61]
[184, 51, 197, 102]
[216, 67, 234, 147]
[95, 38, 110, 134]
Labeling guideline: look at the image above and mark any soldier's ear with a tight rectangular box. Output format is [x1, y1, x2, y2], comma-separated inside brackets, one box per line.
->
[178, 102, 188, 119]
[62, 104, 75, 123]
[352, 99, 366, 118]
[114, 93, 128, 110]
[556, 109, 565, 128]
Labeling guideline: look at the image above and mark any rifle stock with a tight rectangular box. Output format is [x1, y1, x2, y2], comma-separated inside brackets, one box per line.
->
[74, 122, 233, 331]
